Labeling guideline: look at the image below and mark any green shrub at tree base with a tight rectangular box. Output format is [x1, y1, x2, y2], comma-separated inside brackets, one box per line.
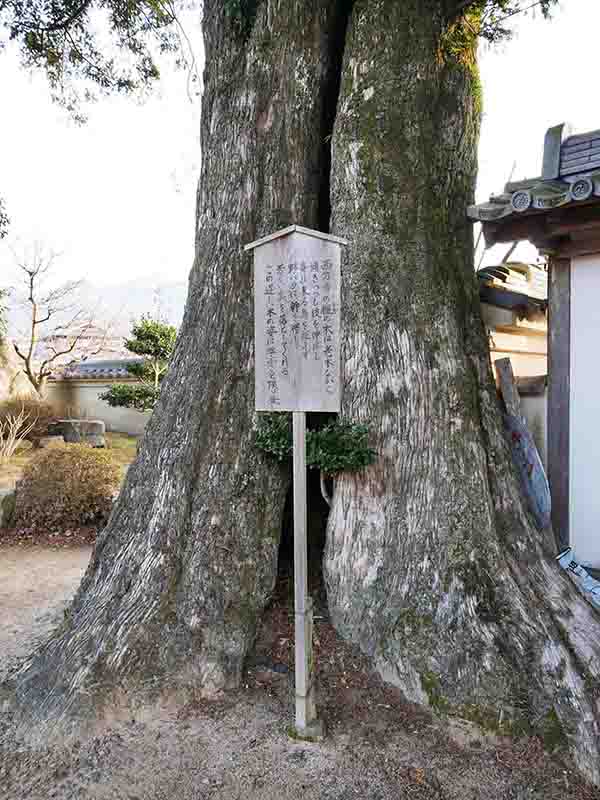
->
[13, 444, 121, 530]
[254, 413, 293, 461]
[307, 421, 376, 475]
[255, 414, 376, 475]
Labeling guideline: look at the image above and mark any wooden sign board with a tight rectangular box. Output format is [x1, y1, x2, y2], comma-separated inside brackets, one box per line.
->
[246, 225, 345, 412]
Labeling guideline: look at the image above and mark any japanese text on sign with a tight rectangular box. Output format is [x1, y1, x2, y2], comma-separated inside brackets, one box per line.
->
[254, 236, 341, 412]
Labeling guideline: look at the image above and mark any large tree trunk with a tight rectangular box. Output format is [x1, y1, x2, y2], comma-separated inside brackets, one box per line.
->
[7, 0, 600, 787]
[325, 0, 600, 785]
[9, 0, 346, 732]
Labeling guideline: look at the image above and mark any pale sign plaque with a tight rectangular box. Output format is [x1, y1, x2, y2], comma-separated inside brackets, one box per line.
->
[245, 225, 345, 412]
[246, 224, 347, 738]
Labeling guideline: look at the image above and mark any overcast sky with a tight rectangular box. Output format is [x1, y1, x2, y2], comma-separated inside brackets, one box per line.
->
[0, 9, 203, 289]
[0, 0, 595, 287]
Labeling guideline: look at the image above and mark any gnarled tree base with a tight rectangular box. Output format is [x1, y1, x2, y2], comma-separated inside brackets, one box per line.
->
[5, 0, 600, 788]
[325, 0, 600, 785]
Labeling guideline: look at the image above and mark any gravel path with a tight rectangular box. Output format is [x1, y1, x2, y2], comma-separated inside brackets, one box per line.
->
[0, 544, 91, 681]
[3, 690, 598, 800]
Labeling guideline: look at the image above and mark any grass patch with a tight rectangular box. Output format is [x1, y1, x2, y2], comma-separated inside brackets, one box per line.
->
[104, 432, 140, 478]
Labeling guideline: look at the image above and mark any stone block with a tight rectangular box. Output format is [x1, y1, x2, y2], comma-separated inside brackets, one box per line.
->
[48, 419, 106, 448]
[35, 435, 65, 449]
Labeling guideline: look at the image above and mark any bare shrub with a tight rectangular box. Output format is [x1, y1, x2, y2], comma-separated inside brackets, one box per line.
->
[0, 406, 37, 464]
[0, 395, 55, 440]
[13, 444, 120, 529]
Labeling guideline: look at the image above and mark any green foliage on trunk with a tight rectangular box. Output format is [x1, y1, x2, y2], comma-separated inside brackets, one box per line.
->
[255, 413, 376, 476]
[307, 419, 376, 475]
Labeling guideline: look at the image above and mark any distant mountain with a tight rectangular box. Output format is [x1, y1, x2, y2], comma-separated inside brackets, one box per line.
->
[86, 279, 189, 335]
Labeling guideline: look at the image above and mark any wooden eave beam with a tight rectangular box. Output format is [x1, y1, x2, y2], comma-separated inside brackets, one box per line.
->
[482, 215, 556, 247]
[545, 208, 600, 237]
[554, 233, 600, 259]
[482, 201, 600, 252]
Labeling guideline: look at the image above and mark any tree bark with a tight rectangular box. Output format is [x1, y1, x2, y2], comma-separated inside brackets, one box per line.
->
[0, 339, 34, 401]
[10, 0, 346, 734]
[7, 0, 600, 787]
[325, 0, 600, 784]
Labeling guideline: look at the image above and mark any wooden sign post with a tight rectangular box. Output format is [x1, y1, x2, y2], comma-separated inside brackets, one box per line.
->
[245, 225, 346, 738]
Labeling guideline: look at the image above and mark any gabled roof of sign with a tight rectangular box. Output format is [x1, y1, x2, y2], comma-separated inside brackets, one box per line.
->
[468, 123, 600, 223]
[244, 224, 348, 252]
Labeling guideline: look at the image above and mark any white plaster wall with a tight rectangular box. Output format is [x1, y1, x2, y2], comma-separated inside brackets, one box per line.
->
[490, 350, 547, 379]
[46, 381, 150, 436]
[570, 254, 600, 567]
[483, 301, 548, 379]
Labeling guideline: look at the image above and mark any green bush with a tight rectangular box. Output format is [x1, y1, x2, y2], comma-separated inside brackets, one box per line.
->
[0, 395, 56, 440]
[307, 421, 376, 475]
[254, 412, 293, 461]
[0, 491, 16, 527]
[99, 316, 177, 413]
[255, 414, 376, 476]
[13, 444, 121, 529]
[100, 383, 159, 412]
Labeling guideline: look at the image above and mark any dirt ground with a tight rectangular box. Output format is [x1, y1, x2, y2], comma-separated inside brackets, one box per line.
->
[0, 543, 92, 682]
[1, 551, 600, 800]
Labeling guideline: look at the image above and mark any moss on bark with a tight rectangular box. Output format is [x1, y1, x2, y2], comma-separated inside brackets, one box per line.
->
[325, 0, 600, 785]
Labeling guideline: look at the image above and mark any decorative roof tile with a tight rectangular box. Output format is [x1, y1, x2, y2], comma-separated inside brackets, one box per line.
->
[53, 358, 144, 380]
[468, 124, 600, 223]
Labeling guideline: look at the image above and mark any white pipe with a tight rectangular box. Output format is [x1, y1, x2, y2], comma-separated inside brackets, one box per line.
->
[557, 548, 600, 609]
[320, 471, 331, 508]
